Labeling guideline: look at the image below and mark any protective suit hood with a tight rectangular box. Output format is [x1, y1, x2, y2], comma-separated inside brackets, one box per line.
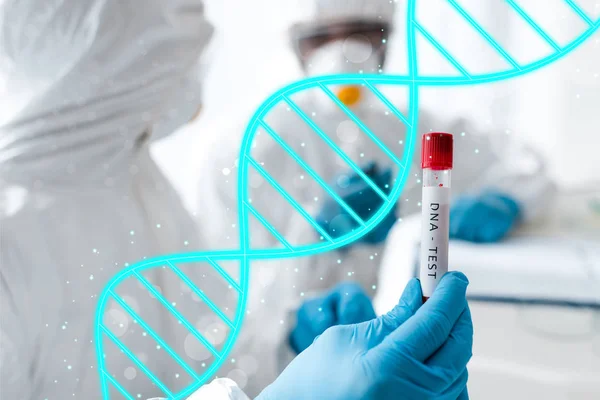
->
[0, 0, 213, 186]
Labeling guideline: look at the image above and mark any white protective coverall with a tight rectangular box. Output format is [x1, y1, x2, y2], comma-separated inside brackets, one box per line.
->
[0, 1, 251, 399]
[196, 0, 555, 396]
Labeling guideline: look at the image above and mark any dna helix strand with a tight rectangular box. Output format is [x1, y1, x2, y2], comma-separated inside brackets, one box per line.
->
[95, 1, 599, 398]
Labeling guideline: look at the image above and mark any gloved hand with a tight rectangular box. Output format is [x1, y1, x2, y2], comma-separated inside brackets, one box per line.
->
[315, 161, 396, 245]
[290, 282, 376, 354]
[258, 272, 472, 400]
[450, 190, 521, 243]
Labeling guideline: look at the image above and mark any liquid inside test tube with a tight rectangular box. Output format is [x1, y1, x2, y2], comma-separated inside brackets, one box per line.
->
[420, 133, 453, 301]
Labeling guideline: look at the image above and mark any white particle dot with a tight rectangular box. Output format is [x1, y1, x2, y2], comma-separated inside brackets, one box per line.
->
[184, 334, 211, 361]
[89, 275, 94, 280]
[227, 369, 248, 390]
[124, 367, 137, 380]
[104, 309, 129, 337]
[222, 168, 231, 176]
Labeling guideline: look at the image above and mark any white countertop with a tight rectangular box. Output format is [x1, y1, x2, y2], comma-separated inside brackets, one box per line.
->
[375, 190, 600, 399]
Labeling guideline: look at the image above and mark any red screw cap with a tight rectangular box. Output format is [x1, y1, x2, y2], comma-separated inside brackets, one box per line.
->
[421, 132, 453, 170]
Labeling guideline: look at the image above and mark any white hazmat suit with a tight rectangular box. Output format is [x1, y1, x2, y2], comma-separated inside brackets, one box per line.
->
[0, 1, 251, 399]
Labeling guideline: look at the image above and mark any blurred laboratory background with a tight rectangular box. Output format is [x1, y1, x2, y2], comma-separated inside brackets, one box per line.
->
[151, 1, 600, 399]
[155, 0, 600, 210]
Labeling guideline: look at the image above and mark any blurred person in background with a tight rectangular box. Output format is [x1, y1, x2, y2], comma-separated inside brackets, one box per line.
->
[198, 0, 555, 394]
[0, 0, 474, 399]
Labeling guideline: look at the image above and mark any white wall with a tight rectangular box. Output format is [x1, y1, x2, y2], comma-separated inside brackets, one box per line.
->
[515, 35, 600, 189]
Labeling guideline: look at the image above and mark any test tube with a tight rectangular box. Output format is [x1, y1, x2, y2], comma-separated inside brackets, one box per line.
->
[420, 132, 453, 301]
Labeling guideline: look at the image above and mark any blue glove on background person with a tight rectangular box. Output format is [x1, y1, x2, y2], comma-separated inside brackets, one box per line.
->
[315, 161, 397, 245]
[290, 282, 376, 354]
[450, 190, 521, 243]
[259, 272, 473, 400]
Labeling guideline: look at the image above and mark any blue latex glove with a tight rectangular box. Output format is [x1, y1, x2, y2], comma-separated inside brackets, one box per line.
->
[450, 190, 521, 243]
[290, 282, 376, 354]
[258, 272, 473, 400]
[315, 161, 397, 245]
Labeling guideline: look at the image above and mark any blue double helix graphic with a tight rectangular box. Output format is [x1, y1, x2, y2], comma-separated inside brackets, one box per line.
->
[95, 1, 599, 398]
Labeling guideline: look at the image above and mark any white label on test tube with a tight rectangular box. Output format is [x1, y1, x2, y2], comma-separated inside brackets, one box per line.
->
[420, 187, 450, 297]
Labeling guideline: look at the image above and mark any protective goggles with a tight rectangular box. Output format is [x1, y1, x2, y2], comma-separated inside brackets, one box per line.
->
[290, 20, 391, 66]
